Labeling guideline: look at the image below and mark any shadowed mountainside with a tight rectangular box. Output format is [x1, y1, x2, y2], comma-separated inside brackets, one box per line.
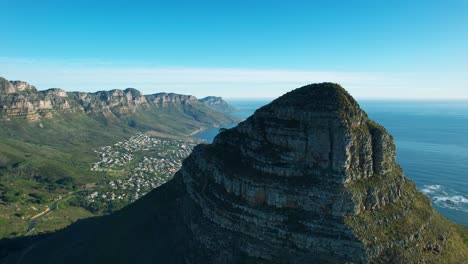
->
[1, 83, 467, 263]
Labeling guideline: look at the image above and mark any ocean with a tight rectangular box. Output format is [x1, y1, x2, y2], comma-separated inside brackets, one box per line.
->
[194, 99, 468, 226]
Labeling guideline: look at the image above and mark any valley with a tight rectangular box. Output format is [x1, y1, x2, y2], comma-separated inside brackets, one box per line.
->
[0, 76, 237, 239]
[0, 131, 200, 238]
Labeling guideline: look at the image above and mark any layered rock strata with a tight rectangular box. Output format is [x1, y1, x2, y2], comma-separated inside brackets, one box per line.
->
[179, 83, 466, 263]
[0, 77, 226, 121]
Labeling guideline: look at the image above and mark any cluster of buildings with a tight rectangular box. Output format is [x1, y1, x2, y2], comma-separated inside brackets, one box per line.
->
[91, 133, 155, 171]
[81, 133, 198, 212]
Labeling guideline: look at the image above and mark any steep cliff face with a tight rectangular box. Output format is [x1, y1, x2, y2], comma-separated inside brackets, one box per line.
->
[67, 88, 148, 116]
[0, 77, 197, 120]
[0, 77, 37, 94]
[0, 77, 238, 134]
[0, 77, 72, 120]
[178, 84, 467, 263]
[2, 83, 466, 264]
[199, 96, 237, 113]
[147, 92, 198, 106]
[179, 83, 404, 263]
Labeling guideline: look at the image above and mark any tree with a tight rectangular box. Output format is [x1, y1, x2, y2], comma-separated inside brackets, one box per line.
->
[128, 119, 137, 128]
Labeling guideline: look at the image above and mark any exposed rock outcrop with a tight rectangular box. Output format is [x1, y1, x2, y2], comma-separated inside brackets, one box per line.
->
[67, 88, 148, 116]
[179, 83, 405, 262]
[2, 83, 466, 264]
[0, 77, 237, 131]
[147, 93, 198, 107]
[0, 78, 37, 94]
[0, 78, 72, 120]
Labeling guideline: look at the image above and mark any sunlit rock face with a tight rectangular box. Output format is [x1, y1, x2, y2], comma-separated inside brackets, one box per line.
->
[0, 77, 204, 121]
[0, 78, 73, 120]
[0, 78, 37, 94]
[147, 92, 198, 106]
[69, 88, 149, 115]
[177, 83, 405, 263]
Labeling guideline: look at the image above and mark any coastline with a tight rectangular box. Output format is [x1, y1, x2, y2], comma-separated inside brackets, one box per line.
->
[188, 127, 208, 136]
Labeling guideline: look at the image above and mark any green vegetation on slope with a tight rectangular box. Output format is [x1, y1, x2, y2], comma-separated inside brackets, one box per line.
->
[0, 100, 237, 238]
[0, 114, 131, 238]
[346, 173, 468, 263]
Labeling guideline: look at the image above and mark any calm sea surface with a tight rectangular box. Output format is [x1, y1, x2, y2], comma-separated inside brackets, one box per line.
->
[194, 99, 468, 225]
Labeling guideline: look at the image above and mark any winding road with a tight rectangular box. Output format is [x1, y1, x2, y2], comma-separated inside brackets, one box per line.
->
[21, 189, 87, 236]
[22, 200, 59, 236]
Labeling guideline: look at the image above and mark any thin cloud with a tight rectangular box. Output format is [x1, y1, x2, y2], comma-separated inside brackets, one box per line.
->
[0, 57, 466, 99]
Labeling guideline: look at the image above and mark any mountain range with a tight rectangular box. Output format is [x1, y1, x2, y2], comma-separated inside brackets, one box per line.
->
[2, 83, 466, 263]
[0, 77, 237, 132]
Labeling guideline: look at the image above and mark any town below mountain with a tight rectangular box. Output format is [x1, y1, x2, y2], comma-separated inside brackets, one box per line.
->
[0, 76, 238, 238]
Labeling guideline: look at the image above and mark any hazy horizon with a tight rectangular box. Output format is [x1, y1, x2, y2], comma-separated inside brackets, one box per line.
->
[3, 73, 468, 101]
[4, 71, 468, 101]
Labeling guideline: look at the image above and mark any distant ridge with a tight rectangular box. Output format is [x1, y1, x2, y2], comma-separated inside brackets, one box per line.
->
[0, 76, 239, 135]
[199, 96, 237, 113]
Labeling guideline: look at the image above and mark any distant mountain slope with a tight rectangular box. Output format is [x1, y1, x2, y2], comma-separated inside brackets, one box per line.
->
[199, 96, 237, 113]
[2, 83, 466, 263]
[0, 77, 238, 135]
[0, 76, 239, 238]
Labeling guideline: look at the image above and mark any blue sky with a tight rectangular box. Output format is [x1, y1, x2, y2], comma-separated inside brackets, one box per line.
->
[1, 0, 467, 98]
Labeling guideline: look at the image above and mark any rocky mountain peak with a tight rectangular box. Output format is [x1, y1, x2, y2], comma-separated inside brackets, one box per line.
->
[42, 88, 68, 97]
[10, 80, 37, 93]
[175, 83, 464, 262]
[264, 82, 360, 114]
[213, 83, 393, 183]
[0, 77, 238, 128]
[123, 87, 143, 97]
[146, 92, 198, 105]
[0, 77, 37, 94]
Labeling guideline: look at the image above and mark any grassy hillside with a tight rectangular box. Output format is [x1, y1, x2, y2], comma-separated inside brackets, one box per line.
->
[0, 102, 237, 238]
[123, 102, 235, 135]
[0, 115, 124, 237]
